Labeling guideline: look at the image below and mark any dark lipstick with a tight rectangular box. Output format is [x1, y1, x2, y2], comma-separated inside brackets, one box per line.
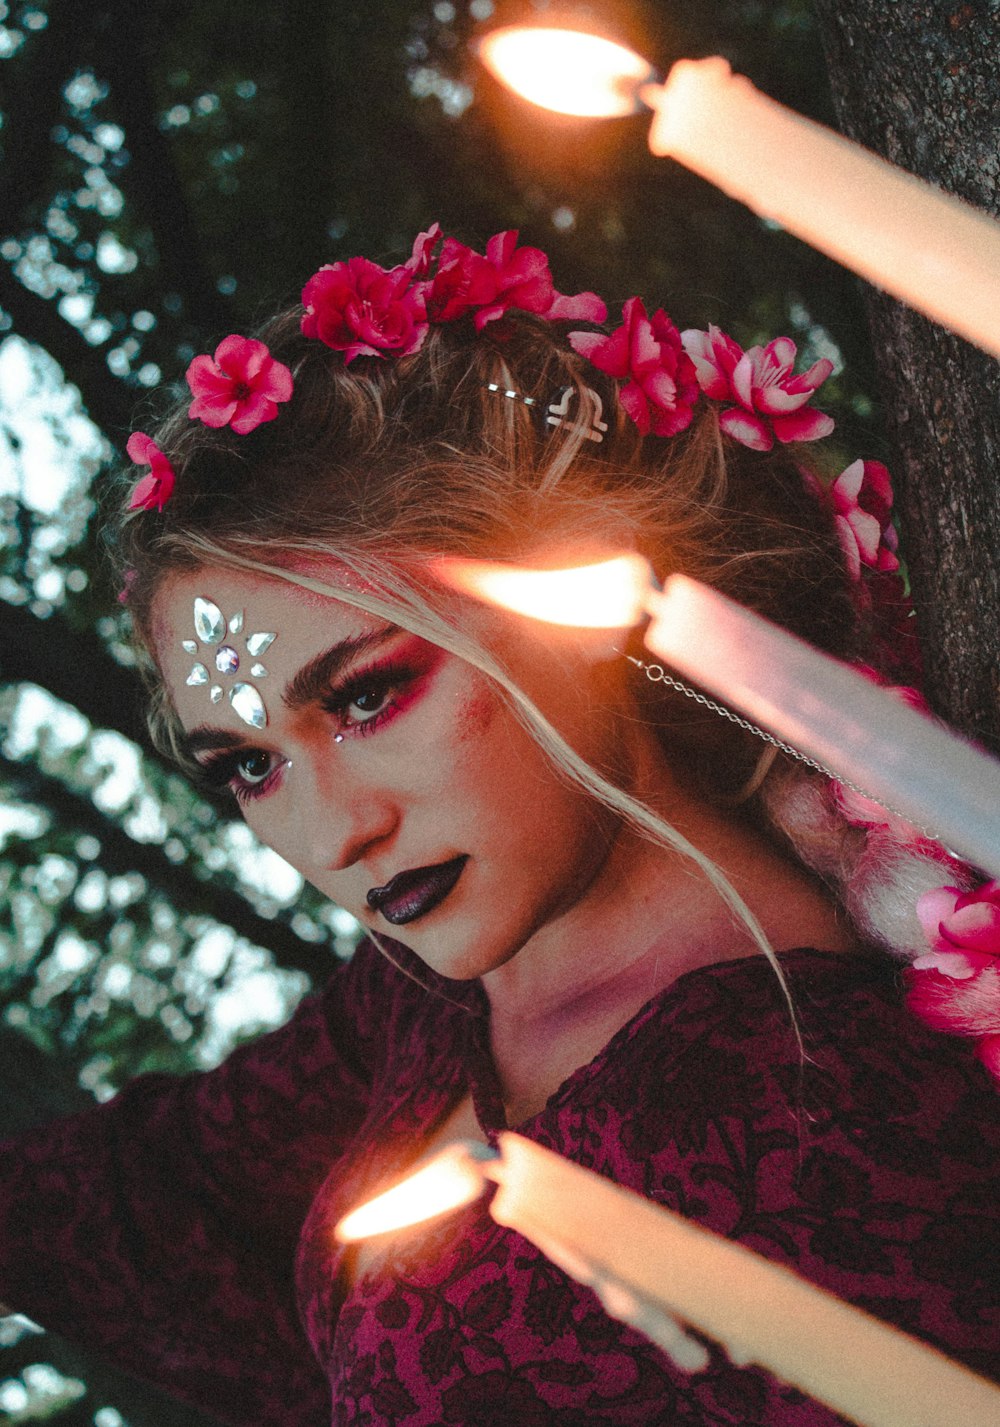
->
[366, 855, 468, 926]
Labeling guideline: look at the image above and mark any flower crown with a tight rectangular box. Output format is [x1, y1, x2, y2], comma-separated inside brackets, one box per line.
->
[126, 222, 836, 512]
[122, 224, 1000, 1090]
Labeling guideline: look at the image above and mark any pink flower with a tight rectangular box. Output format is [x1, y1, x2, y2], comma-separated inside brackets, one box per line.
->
[467, 230, 606, 332]
[425, 237, 500, 323]
[126, 432, 175, 512]
[404, 222, 442, 279]
[906, 882, 1000, 1075]
[916, 881, 1000, 966]
[117, 567, 138, 605]
[186, 335, 294, 435]
[569, 297, 700, 437]
[301, 258, 428, 362]
[681, 325, 834, 451]
[830, 459, 899, 581]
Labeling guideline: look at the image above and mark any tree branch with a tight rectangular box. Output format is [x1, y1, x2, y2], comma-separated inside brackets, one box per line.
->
[0, 265, 134, 439]
[97, 0, 231, 330]
[1, 752, 337, 984]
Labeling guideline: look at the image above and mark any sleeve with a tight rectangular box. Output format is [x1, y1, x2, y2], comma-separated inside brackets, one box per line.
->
[0, 940, 395, 1427]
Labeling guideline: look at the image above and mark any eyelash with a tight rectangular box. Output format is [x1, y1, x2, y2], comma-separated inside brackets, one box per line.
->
[198, 658, 418, 805]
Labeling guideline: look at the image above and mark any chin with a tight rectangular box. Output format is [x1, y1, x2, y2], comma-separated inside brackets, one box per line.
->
[402, 920, 524, 983]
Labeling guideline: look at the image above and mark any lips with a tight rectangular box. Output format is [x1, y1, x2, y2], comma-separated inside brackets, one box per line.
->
[366, 855, 468, 926]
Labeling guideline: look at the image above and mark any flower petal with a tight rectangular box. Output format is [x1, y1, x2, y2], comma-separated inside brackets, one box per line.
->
[718, 407, 773, 451]
[189, 385, 240, 423]
[770, 408, 835, 444]
[917, 885, 963, 950]
[230, 395, 278, 435]
[126, 431, 157, 465]
[832, 458, 865, 509]
[944, 901, 1000, 954]
[546, 290, 608, 324]
[618, 382, 651, 434]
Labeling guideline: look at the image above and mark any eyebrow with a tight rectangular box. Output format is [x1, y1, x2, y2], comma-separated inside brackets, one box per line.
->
[282, 625, 400, 712]
[181, 626, 402, 757]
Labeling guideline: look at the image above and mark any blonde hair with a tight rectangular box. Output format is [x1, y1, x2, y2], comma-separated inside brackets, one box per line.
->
[114, 306, 941, 988]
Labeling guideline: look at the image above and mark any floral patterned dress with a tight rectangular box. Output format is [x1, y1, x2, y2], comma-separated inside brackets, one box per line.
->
[1, 943, 998, 1426]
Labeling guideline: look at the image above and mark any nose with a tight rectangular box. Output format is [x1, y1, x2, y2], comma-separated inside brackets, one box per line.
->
[274, 752, 400, 878]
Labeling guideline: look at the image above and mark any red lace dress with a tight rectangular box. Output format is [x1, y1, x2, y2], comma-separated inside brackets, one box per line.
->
[1, 944, 998, 1426]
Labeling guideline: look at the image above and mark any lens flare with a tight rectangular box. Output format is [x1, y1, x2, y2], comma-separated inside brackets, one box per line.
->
[335, 1143, 494, 1242]
[432, 553, 652, 629]
[478, 26, 657, 118]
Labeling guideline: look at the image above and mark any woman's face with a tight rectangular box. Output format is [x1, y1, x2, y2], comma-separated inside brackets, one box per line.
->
[154, 567, 631, 980]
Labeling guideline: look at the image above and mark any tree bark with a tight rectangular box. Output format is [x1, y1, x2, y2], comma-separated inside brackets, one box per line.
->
[811, 0, 1000, 753]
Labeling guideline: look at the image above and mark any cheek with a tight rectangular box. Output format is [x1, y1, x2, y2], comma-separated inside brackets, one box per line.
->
[456, 683, 499, 741]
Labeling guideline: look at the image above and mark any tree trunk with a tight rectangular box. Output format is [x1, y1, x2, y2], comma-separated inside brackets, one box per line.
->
[811, 0, 1000, 753]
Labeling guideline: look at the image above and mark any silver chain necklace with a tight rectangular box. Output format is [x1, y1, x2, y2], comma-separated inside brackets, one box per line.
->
[624, 653, 938, 839]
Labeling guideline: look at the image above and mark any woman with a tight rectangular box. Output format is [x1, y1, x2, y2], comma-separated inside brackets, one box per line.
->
[2, 226, 998, 1426]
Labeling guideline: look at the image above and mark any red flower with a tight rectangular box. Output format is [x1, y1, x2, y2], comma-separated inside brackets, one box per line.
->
[830, 459, 899, 580]
[465, 230, 606, 332]
[681, 325, 834, 451]
[569, 297, 699, 437]
[425, 237, 502, 323]
[126, 432, 175, 511]
[186, 335, 293, 435]
[301, 258, 428, 362]
[403, 221, 443, 279]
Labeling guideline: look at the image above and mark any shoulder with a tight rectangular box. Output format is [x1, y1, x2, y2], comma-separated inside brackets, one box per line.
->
[594, 949, 1000, 1379]
[595, 947, 1000, 1198]
[608, 947, 997, 1125]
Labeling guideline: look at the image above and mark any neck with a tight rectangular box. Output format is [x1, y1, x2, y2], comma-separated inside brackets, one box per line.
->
[480, 754, 856, 1122]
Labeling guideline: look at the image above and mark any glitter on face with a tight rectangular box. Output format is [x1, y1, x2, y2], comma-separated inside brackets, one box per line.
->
[182, 597, 276, 727]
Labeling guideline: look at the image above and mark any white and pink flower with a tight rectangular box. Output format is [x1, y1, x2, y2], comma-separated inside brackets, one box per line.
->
[906, 880, 1000, 1084]
[829, 458, 899, 581]
[681, 325, 834, 451]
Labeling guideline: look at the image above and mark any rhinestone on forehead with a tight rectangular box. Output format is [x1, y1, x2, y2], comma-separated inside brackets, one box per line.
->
[182, 597, 276, 728]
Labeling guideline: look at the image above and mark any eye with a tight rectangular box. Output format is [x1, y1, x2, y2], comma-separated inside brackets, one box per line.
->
[322, 666, 411, 735]
[237, 749, 274, 785]
[349, 686, 392, 720]
[197, 746, 284, 805]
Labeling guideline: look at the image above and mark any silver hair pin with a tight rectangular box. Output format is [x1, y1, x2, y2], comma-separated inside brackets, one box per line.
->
[183, 597, 276, 728]
[484, 381, 537, 408]
[546, 386, 608, 444]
